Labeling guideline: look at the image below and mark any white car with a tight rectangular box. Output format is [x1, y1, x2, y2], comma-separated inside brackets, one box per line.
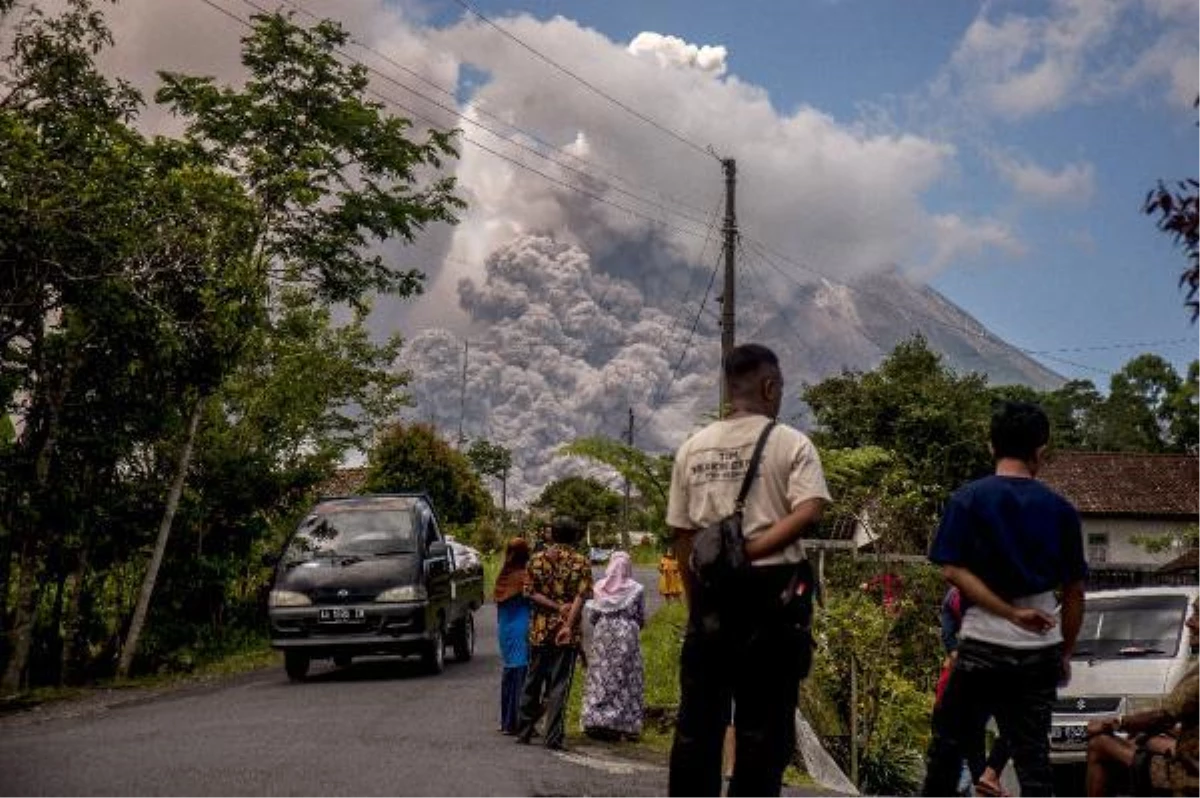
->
[445, 537, 482, 572]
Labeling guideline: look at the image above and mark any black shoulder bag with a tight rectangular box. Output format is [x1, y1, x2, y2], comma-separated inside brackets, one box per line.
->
[689, 420, 776, 595]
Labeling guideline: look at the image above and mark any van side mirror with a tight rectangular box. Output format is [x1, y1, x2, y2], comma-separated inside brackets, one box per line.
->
[427, 541, 448, 560]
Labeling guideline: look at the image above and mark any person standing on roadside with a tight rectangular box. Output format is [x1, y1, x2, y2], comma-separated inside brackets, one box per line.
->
[515, 517, 593, 751]
[494, 537, 532, 735]
[922, 400, 1087, 797]
[666, 343, 831, 797]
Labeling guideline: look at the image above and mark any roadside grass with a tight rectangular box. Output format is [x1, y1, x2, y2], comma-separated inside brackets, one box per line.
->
[565, 601, 686, 758]
[482, 551, 502, 597]
[564, 601, 814, 789]
[0, 642, 279, 714]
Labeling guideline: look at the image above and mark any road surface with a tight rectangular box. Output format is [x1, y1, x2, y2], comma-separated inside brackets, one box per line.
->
[0, 567, 675, 796]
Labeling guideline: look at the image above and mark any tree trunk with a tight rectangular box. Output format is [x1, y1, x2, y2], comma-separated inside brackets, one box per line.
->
[1, 538, 38, 694]
[117, 400, 203, 679]
[60, 542, 89, 685]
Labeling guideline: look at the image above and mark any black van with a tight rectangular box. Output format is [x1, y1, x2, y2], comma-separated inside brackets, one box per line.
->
[267, 494, 483, 681]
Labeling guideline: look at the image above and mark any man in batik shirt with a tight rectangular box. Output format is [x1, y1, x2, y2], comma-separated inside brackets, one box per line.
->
[515, 516, 593, 750]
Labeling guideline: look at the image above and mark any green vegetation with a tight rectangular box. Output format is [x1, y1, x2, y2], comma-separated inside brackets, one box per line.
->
[0, 0, 461, 692]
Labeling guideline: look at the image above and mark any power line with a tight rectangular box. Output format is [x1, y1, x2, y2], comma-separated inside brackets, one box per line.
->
[448, 0, 720, 163]
[280, 0, 718, 224]
[231, 0, 715, 233]
[635, 246, 724, 435]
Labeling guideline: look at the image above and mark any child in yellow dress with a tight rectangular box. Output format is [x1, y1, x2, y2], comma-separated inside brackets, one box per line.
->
[657, 550, 683, 603]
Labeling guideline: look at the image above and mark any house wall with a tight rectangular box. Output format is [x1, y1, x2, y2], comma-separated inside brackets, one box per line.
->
[1082, 517, 1194, 567]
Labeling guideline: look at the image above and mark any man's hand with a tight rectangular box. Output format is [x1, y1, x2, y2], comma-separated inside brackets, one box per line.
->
[554, 626, 572, 646]
[1008, 607, 1057, 634]
[1087, 718, 1118, 738]
[556, 602, 570, 619]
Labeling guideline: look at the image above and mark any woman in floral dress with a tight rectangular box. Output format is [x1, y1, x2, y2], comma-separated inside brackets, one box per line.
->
[582, 551, 645, 740]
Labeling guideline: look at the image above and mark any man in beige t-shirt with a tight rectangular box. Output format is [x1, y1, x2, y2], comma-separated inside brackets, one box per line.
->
[666, 343, 830, 797]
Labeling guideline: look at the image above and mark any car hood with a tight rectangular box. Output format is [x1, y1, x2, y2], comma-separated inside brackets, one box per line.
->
[274, 554, 421, 601]
[1061, 657, 1174, 698]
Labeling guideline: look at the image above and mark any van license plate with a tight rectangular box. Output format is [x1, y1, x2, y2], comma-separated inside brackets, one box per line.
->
[318, 608, 365, 623]
[1049, 724, 1088, 747]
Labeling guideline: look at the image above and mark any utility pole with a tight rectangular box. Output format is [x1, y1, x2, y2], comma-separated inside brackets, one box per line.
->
[457, 339, 468, 447]
[719, 158, 737, 418]
[622, 406, 633, 549]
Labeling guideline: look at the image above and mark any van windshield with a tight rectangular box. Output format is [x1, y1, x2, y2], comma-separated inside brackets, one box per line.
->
[285, 509, 417, 563]
[1073, 594, 1189, 660]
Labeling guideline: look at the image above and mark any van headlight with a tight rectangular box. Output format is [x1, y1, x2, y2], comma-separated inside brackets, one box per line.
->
[1125, 695, 1163, 713]
[376, 585, 427, 602]
[269, 590, 311, 607]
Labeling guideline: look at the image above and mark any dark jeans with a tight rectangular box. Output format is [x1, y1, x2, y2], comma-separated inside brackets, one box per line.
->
[500, 665, 527, 734]
[922, 639, 1060, 797]
[516, 645, 577, 748]
[668, 565, 812, 797]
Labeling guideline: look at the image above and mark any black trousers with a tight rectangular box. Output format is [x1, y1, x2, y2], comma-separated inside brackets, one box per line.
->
[668, 565, 811, 797]
[516, 645, 577, 748]
[922, 639, 1060, 797]
[500, 665, 527, 734]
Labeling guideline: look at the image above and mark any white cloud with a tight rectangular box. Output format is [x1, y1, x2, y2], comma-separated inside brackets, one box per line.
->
[946, 0, 1196, 119]
[991, 153, 1096, 203]
[923, 214, 1026, 277]
[628, 32, 728, 75]
[63, 0, 1043, 499]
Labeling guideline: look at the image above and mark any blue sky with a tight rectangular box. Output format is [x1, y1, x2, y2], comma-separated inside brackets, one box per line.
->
[409, 0, 1198, 385]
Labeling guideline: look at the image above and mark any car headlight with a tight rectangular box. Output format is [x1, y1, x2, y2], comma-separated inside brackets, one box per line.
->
[1125, 695, 1163, 713]
[269, 589, 311, 607]
[376, 585, 427, 602]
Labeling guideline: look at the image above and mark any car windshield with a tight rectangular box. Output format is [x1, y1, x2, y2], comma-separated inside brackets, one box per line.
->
[1073, 594, 1189, 660]
[285, 507, 417, 562]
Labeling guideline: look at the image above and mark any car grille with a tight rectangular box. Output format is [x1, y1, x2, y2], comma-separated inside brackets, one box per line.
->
[309, 588, 376, 605]
[1054, 696, 1121, 714]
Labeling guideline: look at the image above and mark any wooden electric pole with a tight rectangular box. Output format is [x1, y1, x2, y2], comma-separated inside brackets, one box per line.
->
[719, 158, 737, 418]
[623, 406, 633, 549]
[457, 339, 468, 447]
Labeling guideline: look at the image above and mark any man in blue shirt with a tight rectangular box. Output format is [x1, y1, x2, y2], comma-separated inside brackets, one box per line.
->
[922, 401, 1087, 797]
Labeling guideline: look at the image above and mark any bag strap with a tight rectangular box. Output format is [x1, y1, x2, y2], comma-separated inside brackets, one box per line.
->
[734, 419, 776, 512]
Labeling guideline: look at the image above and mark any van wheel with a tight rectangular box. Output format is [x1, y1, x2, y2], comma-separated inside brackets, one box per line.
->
[451, 614, 475, 662]
[422, 623, 445, 674]
[333, 655, 352, 668]
[284, 652, 310, 682]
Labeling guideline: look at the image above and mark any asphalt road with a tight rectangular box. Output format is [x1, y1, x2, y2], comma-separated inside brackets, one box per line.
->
[0, 567, 671, 797]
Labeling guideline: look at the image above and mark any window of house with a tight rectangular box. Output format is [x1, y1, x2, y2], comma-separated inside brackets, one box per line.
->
[1087, 532, 1109, 564]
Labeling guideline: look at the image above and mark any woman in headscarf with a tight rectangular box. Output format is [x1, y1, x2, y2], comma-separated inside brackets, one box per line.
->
[494, 537, 531, 735]
[581, 550, 645, 740]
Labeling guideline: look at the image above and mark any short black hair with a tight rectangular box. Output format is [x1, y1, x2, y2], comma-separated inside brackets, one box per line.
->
[550, 516, 584, 545]
[990, 400, 1050, 461]
[724, 343, 780, 395]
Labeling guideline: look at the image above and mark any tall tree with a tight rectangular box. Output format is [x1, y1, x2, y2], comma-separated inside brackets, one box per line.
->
[366, 424, 490, 525]
[115, 8, 464, 677]
[466, 439, 513, 518]
[557, 438, 673, 540]
[802, 335, 994, 507]
[532, 476, 623, 532]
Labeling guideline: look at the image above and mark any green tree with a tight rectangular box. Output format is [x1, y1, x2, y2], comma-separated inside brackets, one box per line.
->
[532, 476, 623, 536]
[116, 7, 464, 678]
[802, 335, 993, 525]
[365, 423, 490, 525]
[1094, 354, 1188, 453]
[467, 439, 513, 517]
[1041, 379, 1104, 450]
[557, 438, 673, 541]
[1144, 176, 1198, 320]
